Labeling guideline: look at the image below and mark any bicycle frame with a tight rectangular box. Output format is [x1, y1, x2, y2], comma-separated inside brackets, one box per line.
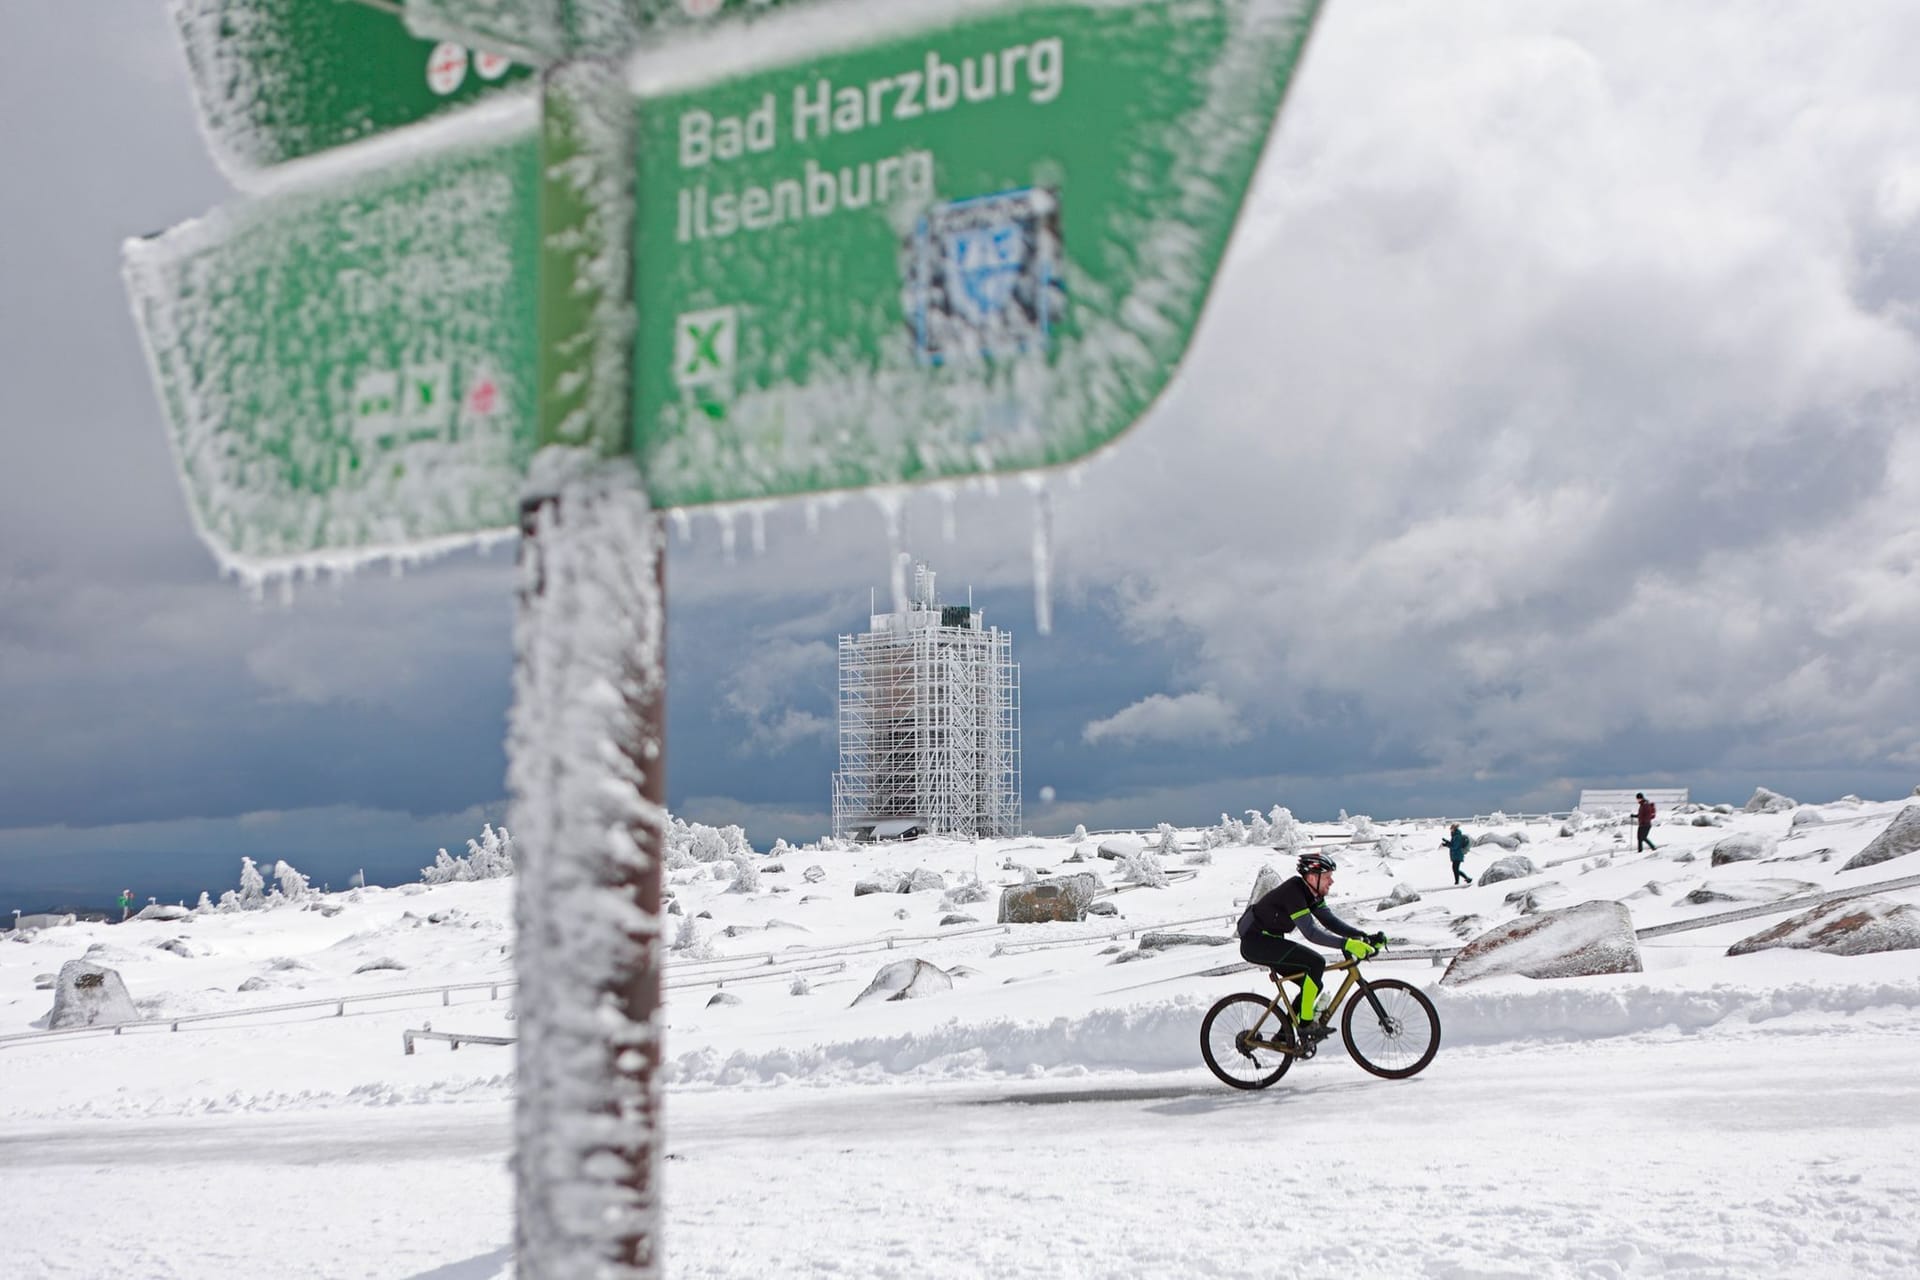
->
[1251, 954, 1376, 1052]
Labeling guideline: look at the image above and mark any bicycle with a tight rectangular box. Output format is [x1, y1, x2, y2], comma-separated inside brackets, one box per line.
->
[1199, 949, 1440, 1089]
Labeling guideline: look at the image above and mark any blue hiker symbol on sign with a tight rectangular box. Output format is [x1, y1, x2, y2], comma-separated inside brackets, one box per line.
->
[907, 188, 1062, 365]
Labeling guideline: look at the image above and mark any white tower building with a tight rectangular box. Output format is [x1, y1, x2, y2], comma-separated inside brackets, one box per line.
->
[832, 562, 1021, 842]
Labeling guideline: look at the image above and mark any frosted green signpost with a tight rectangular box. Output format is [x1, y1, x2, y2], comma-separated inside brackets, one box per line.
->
[128, 1, 1323, 1274]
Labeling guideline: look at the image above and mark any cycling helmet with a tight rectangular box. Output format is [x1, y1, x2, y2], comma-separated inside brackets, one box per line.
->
[1297, 850, 1337, 877]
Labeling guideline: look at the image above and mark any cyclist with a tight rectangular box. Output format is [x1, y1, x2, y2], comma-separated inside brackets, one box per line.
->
[1236, 851, 1385, 1045]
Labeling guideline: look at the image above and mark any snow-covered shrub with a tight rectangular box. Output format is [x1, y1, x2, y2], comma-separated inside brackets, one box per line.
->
[1210, 813, 1248, 846]
[1184, 848, 1214, 866]
[1154, 823, 1180, 860]
[421, 824, 516, 884]
[1243, 810, 1273, 845]
[671, 915, 714, 960]
[726, 851, 761, 894]
[1348, 814, 1378, 842]
[1072, 824, 1089, 842]
[942, 877, 992, 908]
[1122, 845, 1168, 889]
[1268, 807, 1305, 851]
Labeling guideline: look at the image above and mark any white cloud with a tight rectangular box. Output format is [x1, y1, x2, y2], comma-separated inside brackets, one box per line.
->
[1083, 690, 1248, 747]
[720, 637, 837, 754]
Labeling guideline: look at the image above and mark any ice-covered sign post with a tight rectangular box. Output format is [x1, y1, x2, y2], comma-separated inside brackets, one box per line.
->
[125, 0, 1322, 1274]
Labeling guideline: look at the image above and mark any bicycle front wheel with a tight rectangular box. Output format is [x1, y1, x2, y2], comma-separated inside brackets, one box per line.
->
[1340, 978, 1440, 1079]
[1200, 992, 1293, 1090]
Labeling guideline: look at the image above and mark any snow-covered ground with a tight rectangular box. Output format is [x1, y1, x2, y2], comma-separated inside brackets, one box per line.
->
[4, 796, 1919, 1278]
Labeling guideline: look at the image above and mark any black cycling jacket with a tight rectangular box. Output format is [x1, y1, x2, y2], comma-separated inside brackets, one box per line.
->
[1238, 874, 1367, 949]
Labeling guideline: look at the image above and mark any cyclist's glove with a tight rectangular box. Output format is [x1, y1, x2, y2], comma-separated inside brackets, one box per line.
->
[1342, 936, 1375, 960]
[1367, 931, 1389, 949]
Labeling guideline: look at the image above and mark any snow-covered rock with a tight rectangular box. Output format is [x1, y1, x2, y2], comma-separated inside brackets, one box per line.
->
[850, 958, 951, 1006]
[1743, 787, 1797, 814]
[1474, 831, 1524, 850]
[1840, 805, 1920, 872]
[1692, 813, 1726, 827]
[1727, 896, 1920, 957]
[802, 865, 827, 884]
[133, 904, 192, 922]
[1096, 835, 1146, 861]
[46, 960, 138, 1029]
[942, 878, 992, 907]
[1440, 901, 1642, 985]
[1789, 808, 1826, 828]
[903, 867, 946, 893]
[1247, 862, 1285, 904]
[706, 992, 743, 1007]
[1085, 901, 1119, 917]
[939, 913, 977, 926]
[1379, 883, 1421, 910]
[1710, 832, 1777, 866]
[1136, 931, 1232, 951]
[852, 875, 900, 897]
[1476, 855, 1539, 886]
[997, 873, 1098, 924]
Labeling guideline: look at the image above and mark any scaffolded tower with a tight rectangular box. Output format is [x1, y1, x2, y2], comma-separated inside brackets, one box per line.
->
[833, 562, 1021, 841]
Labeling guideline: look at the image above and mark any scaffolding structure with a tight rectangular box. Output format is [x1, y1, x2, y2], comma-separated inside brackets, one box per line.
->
[832, 562, 1021, 842]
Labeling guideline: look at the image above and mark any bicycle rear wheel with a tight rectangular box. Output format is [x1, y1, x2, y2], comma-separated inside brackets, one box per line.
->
[1200, 992, 1294, 1090]
[1340, 978, 1440, 1079]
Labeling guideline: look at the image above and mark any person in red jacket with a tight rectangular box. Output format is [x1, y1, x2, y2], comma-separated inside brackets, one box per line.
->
[1635, 792, 1658, 852]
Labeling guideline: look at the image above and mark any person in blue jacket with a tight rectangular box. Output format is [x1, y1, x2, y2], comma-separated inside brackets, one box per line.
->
[1442, 823, 1472, 885]
[1236, 851, 1383, 1047]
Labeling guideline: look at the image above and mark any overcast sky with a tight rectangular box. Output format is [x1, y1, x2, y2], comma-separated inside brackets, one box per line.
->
[3, 1, 1918, 903]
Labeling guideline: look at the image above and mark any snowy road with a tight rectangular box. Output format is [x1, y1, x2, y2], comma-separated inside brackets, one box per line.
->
[665, 1015, 1920, 1279]
[9, 1009, 1913, 1278]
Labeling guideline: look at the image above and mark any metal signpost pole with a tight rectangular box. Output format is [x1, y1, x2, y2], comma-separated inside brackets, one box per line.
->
[511, 48, 668, 1276]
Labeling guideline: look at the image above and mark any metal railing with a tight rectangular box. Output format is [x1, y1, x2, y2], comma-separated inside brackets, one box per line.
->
[0, 977, 516, 1049]
[402, 1027, 515, 1054]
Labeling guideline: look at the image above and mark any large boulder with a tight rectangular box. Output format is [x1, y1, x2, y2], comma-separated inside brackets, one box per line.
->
[1247, 862, 1286, 904]
[1743, 787, 1797, 814]
[1727, 896, 1920, 957]
[1788, 808, 1826, 829]
[46, 960, 138, 1029]
[133, 904, 192, 922]
[1841, 805, 1920, 872]
[853, 875, 902, 896]
[1096, 835, 1146, 862]
[997, 873, 1099, 924]
[1710, 832, 1777, 866]
[1440, 901, 1642, 985]
[1474, 831, 1523, 851]
[1378, 882, 1421, 910]
[902, 867, 946, 893]
[1476, 855, 1539, 886]
[850, 958, 952, 1006]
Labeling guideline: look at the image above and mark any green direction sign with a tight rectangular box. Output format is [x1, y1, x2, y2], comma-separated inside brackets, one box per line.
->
[125, 120, 541, 565]
[632, 0, 1322, 506]
[175, 0, 535, 176]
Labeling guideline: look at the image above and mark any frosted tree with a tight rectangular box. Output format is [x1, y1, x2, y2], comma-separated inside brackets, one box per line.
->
[237, 856, 266, 907]
[1154, 823, 1180, 861]
[1244, 810, 1273, 845]
[1268, 807, 1305, 851]
[1211, 813, 1247, 845]
[195, 891, 213, 913]
[272, 860, 311, 901]
[1072, 823, 1089, 842]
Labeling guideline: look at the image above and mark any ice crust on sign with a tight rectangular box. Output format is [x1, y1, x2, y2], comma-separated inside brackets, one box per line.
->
[123, 109, 542, 578]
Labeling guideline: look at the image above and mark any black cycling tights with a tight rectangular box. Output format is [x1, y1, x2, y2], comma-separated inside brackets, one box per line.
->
[1239, 934, 1325, 1001]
